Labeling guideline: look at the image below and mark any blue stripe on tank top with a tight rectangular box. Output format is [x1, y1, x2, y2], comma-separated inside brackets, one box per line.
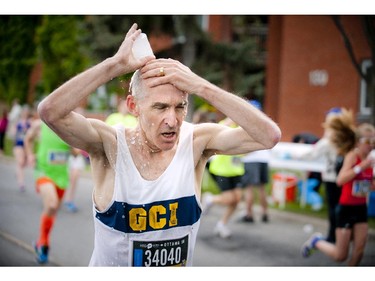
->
[95, 195, 202, 234]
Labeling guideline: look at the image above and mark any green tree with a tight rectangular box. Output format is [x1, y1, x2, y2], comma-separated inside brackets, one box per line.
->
[0, 16, 40, 105]
[35, 15, 90, 100]
[80, 15, 267, 114]
[193, 16, 267, 98]
[81, 15, 176, 98]
[0, 15, 268, 112]
[83, 15, 176, 62]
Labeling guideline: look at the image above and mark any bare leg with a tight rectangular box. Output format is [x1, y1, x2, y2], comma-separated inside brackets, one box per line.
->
[213, 188, 242, 238]
[13, 146, 26, 191]
[220, 188, 242, 224]
[245, 185, 254, 218]
[347, 223, 368, 266]
[40, 182, 61, 216]
[37, 181, 63, 248]
[315, 227, 352, 262]
[258, 185, 269, 219]
[244, 184, 268, 221]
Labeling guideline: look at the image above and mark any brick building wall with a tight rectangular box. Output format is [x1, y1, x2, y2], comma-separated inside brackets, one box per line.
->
[265, 15, 371, 142]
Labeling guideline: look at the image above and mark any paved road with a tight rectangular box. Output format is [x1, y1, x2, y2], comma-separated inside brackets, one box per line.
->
[0, 154, 374, 268]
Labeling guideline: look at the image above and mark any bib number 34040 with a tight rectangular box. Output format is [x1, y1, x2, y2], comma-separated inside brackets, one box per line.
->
[132, 235, 188, 267]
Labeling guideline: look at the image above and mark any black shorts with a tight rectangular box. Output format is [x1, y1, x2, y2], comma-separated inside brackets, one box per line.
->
[335, 204, 368, 229]
[214, 175, 243, 192]
[241, 162, 269, 186]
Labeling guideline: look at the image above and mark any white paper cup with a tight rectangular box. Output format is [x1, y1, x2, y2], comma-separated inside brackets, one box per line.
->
[132, 33, 154, 60]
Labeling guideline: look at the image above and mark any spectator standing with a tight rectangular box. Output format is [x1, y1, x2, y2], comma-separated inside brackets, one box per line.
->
[292, 132, 322, 193]
[240, 100, 271, 223]
[240, 148, 271, 223]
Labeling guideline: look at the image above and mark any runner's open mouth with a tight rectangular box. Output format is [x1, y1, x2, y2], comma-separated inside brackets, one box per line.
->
[162, 132, 176, 138]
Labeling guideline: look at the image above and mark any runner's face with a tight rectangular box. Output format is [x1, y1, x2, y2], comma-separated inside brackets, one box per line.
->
[137, 83, 188, 151]
[358, 133, 375, 155]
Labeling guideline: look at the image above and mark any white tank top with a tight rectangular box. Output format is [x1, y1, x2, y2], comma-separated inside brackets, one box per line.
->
[89, 121, 201, 266]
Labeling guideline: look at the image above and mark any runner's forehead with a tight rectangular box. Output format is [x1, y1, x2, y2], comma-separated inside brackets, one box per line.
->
[143, 83, 187, 102]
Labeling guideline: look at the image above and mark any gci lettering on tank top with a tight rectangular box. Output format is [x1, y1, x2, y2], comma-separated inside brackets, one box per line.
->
[96, 195, 199, 234]
[129, 202, 178, 231]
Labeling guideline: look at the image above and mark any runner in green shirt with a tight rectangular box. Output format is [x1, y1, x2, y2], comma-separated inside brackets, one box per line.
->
[25, 119, 71, 264]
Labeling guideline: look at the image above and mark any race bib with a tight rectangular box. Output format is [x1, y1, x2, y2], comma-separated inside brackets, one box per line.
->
[131, 235, 188, 267]
[352, 180, 371, 197]
[48, 151, 69, 165]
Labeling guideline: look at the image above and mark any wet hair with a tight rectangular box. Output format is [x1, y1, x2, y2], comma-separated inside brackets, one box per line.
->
[323, 108, 356, 156]
[129, 70, 145, 100]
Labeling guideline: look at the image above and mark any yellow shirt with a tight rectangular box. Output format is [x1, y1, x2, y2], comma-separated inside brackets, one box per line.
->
[105, 113, 137, 128]
[209, 154, 245, 177]
[208, 118, 244, 177]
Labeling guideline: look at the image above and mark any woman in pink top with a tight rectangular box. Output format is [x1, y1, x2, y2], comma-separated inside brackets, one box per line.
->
[302, 110, 375, 266]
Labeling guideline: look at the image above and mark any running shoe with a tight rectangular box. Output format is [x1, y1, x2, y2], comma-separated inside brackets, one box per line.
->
[301, 232, 323, 258]
[34, 243, 49, 264]
[214, 221, 232, 239]
[241, 215, 254, 223]
[262, 214, 269, 223]
[65, 202, 78, 213]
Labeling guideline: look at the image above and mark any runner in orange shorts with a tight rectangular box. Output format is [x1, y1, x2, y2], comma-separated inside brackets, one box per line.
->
[25, 118, 70, 264]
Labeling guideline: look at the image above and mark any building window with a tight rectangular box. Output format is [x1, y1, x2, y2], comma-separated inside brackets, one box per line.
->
[360, 59, 373, 115]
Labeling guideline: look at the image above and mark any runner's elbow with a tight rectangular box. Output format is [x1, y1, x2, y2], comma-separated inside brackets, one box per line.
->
[265, 125, 282, 149]
[38, 99, 57, 124]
